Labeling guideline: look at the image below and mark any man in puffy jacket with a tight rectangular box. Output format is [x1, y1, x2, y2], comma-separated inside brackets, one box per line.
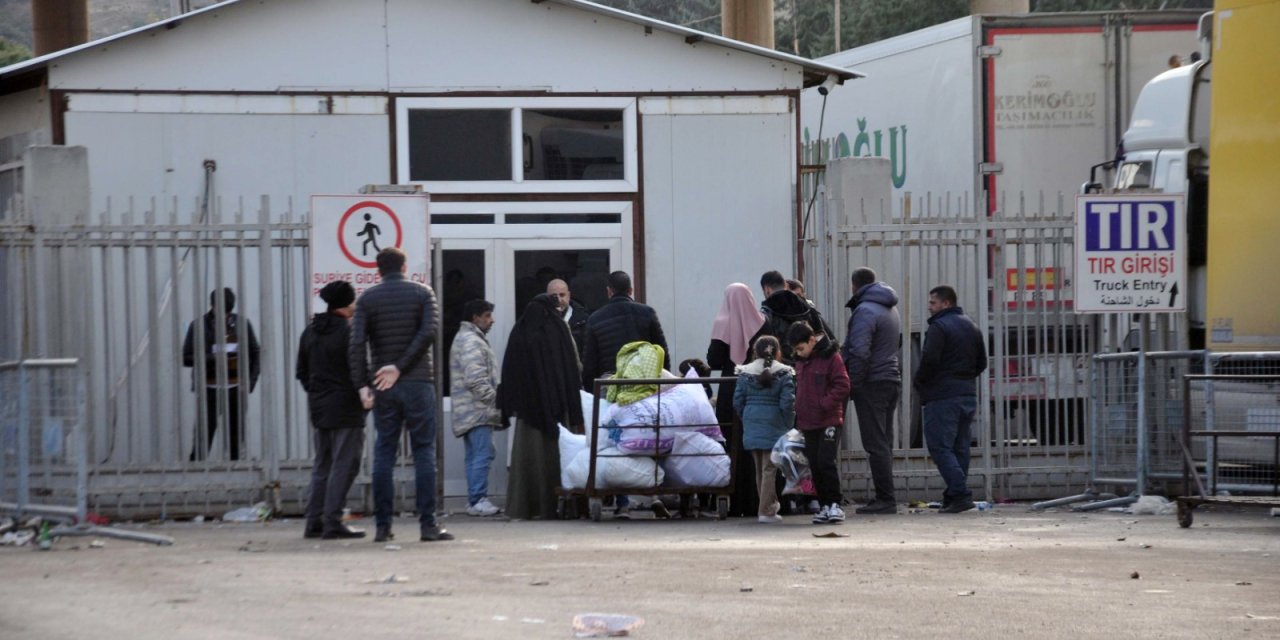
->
[579, 270, 669, 390]
[297, 281, 369, 540]
[841, 267, 902, 515]
[449, 299, 502, 518]
[915, 285, 987, 514]
[349, 247, 451, 543]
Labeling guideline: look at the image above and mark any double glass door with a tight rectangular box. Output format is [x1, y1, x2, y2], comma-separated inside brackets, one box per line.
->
[431, 204, 629, 500]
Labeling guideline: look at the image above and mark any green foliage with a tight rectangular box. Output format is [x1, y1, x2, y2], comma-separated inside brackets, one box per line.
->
[0, 35, 30, 67]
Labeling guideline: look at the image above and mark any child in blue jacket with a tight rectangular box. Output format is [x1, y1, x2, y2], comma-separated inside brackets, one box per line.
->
[733, 335, 796, 523]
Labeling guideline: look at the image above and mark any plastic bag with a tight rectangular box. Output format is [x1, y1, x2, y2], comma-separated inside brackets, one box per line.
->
[222, 501, 271, 522]
[559, 425, 588, 490]
[563, 446, 664, 489]
[661, 431, 730, 488]
[770, 430, 816, 496]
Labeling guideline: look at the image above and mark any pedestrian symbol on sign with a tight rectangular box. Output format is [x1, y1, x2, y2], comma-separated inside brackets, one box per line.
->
[337, 201, 402, 269]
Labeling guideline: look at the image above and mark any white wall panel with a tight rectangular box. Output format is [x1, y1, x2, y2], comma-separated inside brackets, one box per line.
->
[65, 111, 389, 215]
[642, 104, 795, 365]
[0, 87, 50, 139]
[49, 0, 799, 94]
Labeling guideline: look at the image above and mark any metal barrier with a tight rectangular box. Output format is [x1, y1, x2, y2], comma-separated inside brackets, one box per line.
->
[0, 358, 171, 544]
[1037, 350, 1280, 511]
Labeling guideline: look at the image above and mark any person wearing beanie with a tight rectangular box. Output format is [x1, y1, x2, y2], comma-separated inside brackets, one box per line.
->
[182, 287, 260, 461]
[297, 280, 370, 539]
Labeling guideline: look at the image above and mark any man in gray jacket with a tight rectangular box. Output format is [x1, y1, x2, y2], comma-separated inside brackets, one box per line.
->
[349, 247, 452, 543]
[449, 299, 501, 517]
[841, 267, 902, 515]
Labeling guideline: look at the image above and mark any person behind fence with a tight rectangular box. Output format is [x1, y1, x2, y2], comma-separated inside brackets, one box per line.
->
[297, 281, 370, 540]
[348, 247, 452, 543]
[841, 267, 902, 516]
[449, 299, 502, 518]
[183, 287, 260, 461]
[499, 293, 585, 520]
[787, 321, 850, 524]
[580, 270, 669, 391]
[915, 285, 987, 514]
[733, 335, 796, 524]
[707, 282, 766, 517]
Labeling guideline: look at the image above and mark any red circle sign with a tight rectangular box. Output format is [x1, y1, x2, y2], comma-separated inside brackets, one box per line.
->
[338, 201, 403, 269]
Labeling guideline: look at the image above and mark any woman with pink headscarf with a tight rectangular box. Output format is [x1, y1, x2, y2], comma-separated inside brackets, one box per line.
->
[707, 283, 766, 517]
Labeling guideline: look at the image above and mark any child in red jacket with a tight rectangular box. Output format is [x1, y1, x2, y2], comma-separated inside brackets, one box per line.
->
[787, 321, 851, 524]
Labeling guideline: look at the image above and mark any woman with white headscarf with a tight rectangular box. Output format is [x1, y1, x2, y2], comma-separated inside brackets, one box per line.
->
[706, 283, 765, 517]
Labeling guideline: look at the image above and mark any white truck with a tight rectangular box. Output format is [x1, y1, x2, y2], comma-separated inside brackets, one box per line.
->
[802, 10, 1202, 444]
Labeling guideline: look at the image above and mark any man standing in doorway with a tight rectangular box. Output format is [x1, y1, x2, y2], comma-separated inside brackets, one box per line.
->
[349, 247, 453, 543]
[842, 267, 902, 515]
[183, 287, 260, 461]
[547, 278, 590, 359]
[580, 270, 669, 390]
[915, 285, 987, 514]
[449, 299, 502, 518]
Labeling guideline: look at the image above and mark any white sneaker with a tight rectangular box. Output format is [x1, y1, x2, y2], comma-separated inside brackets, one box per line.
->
[812, 504, 831, 524]
[826, 504, 846, 523]
[466, 497, 500, 517]
[758, 514, 784, 524]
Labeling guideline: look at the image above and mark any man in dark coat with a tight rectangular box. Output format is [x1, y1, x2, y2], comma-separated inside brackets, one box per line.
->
[348, 247, 451, 543]
[841, 267, 902, 515]
[915, 285, 987, 514]
[297, 281, 369, 540]
[754, 270, 836, 364]
[183, 287, 260, 461]
[579, 270, 670, 390]
[547, 278, 590, 359]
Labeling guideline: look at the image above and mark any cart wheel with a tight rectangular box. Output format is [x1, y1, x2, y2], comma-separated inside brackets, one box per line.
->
[716, 496, 729, 520]
[589, 499, 603, 523]
[1177, 500, 1193, 528]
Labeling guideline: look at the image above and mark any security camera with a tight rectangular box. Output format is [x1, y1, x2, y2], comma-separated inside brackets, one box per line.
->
[817, 74, 839, 96]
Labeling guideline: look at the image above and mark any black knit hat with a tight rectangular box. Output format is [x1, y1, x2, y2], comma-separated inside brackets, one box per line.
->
[320, 281, 356, 309]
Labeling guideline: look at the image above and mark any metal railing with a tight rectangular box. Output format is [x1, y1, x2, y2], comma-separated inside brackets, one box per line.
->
[0, 359, 87, 522]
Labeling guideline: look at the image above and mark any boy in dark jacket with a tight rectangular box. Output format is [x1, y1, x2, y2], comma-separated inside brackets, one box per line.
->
[787, 322, 851, 524]
[297, 281, 370, 539]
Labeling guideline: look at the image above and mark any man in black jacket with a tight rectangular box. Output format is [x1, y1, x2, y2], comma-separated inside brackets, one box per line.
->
[182, 287, 260, 461]
[348, 247, 452, 543]
[755, 270, 836, 364]
[914, 285, 987, 514]
[547, 278, 590, 360]
[842, 267, 902, 515]
[579, 270, 669, 391]
[298, 281, 369, 540]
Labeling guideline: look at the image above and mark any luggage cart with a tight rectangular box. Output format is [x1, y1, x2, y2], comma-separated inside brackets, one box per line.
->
[1176, 374, 1280, 528]
[559, 376, 737, 522]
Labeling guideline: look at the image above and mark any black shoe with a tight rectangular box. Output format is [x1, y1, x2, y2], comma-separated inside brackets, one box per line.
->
[855, 500, 897, 515]
[651, 501, 671, 519]
[940, 500, 976, 514]
[420, 526, 455, 542]
[322, 525, 366, 540]
[374, 525, 394, 543]
[303, 522, 323, 539]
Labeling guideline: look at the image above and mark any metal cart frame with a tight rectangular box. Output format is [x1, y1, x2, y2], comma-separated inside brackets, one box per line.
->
[558, 376, 737, 522]
[1176, 374, 1280, 528]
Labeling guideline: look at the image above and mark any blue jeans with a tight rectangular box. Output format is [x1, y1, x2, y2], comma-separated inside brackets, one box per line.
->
[372, 380, 437, 528]
[922, 395, 977, 503]
[462, 426, 495, 506]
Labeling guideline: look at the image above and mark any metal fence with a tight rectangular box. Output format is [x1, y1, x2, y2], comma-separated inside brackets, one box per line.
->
[1089, 350, 1280, 501]
[1182, 373, 1280, 497]
[0, 359, 87, 523]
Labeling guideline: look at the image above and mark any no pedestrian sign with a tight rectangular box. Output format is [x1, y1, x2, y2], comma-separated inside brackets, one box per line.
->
[310, 194, 430, 313]
[1074, 194, 1184, 314]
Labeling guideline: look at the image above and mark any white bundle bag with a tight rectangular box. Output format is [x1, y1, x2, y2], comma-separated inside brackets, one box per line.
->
[561, 432, 665, 490]
[605, 371, 724, 455]
[661, 431, 730, 488]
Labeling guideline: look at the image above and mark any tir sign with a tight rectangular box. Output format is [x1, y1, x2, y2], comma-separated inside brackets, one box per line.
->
[1074, 195, 1185, 314]
[1085, 202, 1172, 251]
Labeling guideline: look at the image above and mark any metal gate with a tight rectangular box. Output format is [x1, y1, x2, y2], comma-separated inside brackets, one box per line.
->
[800, 158, 1171, 501]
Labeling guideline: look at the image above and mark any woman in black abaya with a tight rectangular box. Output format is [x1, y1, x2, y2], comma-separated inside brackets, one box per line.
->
[499, 293, 585, 520]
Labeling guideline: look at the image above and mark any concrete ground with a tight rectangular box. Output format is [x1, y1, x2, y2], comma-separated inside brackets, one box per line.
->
[1, 503, 1278, 639]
